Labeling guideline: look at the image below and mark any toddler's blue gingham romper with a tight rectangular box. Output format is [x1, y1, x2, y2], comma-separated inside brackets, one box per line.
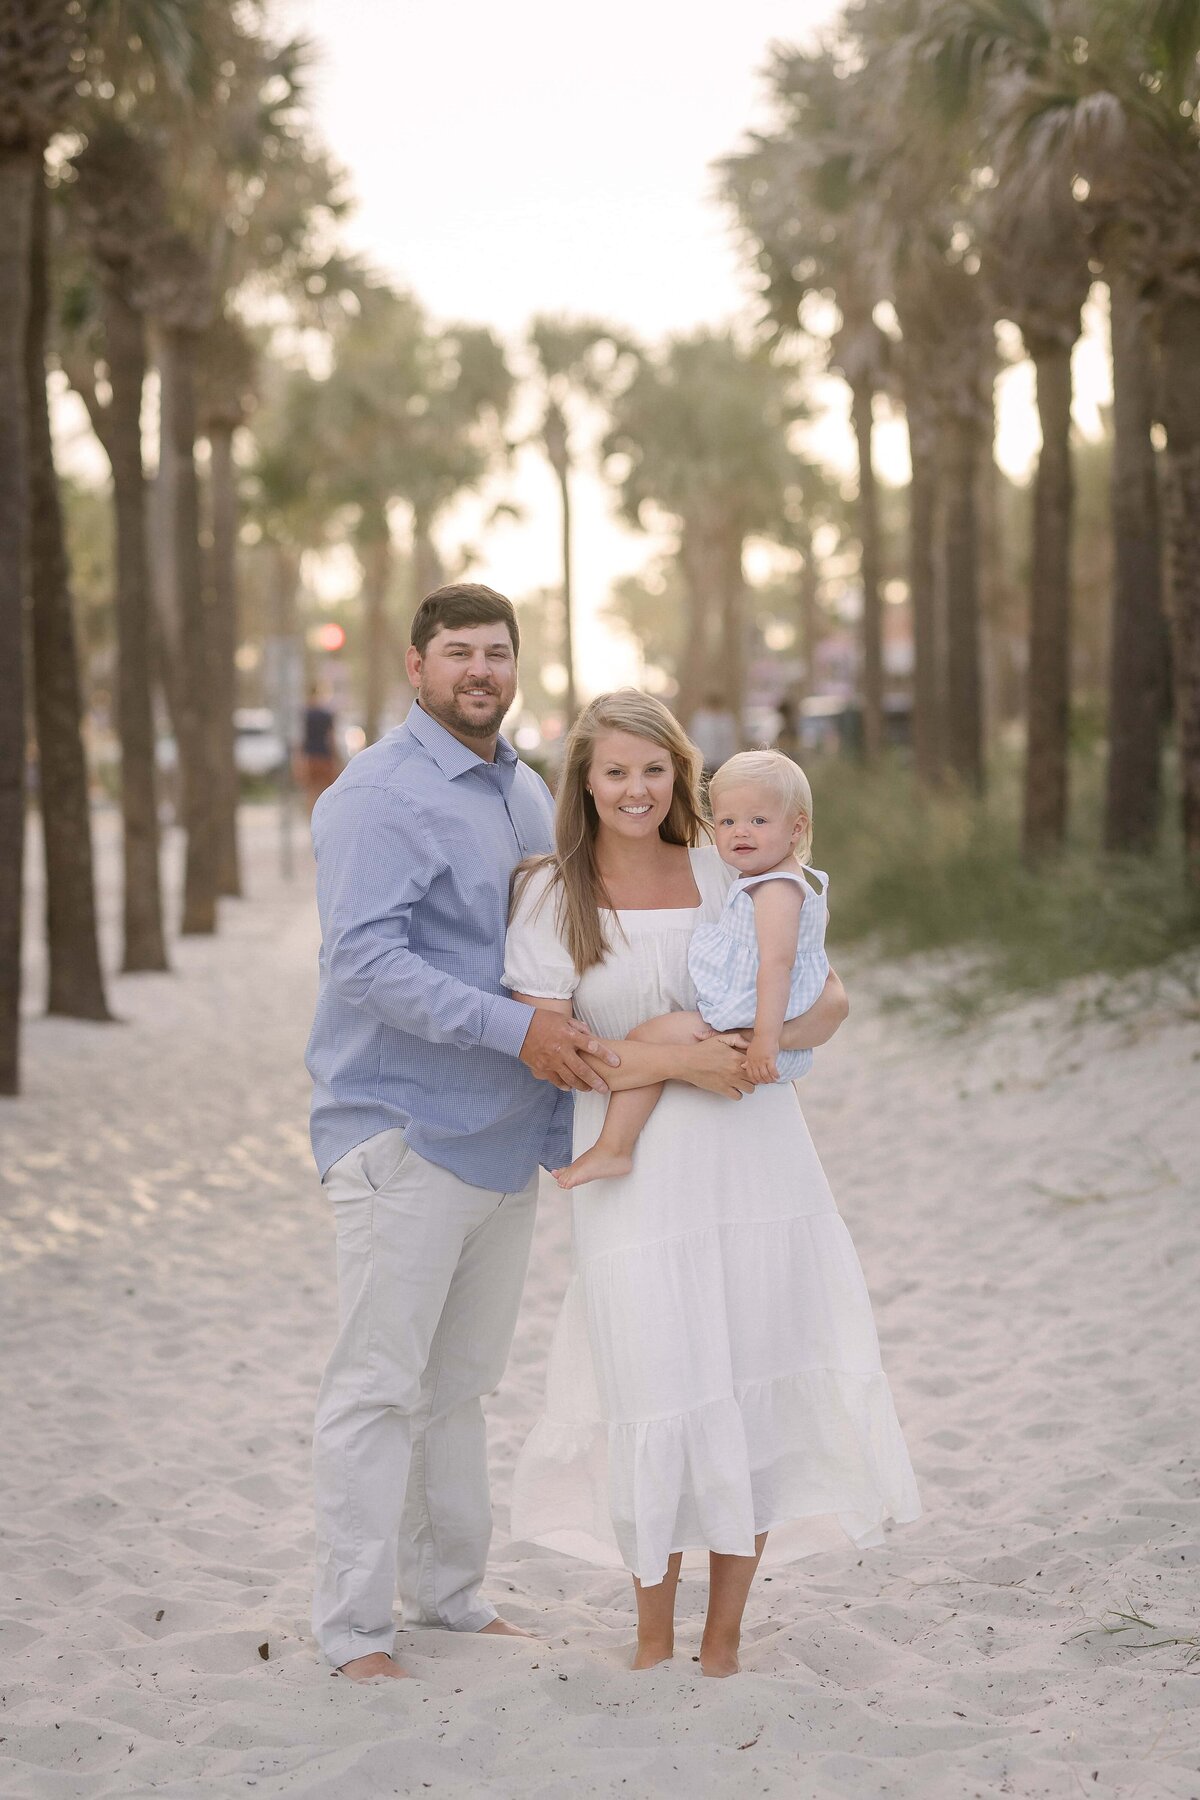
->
[687, 866, 829, 1081]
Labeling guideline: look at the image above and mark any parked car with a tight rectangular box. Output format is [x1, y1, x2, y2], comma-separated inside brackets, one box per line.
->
[797, 694, 912, 755]
[234, 708, 288, 779]
[155, 713, 288, 778]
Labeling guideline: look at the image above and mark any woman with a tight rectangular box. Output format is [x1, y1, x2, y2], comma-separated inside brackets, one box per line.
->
[503, 692, 919, 1676]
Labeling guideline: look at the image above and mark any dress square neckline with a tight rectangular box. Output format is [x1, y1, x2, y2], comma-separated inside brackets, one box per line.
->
[605, 845, 711, 916]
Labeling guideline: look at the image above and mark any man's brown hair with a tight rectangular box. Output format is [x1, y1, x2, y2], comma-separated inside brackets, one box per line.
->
[410, 583, 520, 658]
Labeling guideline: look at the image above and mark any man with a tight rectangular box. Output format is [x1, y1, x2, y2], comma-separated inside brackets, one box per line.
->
[307, 583, 846, 1680]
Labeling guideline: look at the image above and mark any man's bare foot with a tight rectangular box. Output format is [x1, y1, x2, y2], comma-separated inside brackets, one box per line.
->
[478, 1618, 536, 1639]
[336, 1652, 413, 1682]
[553, 1146, 633, 1189]
[698, 1640, 740, 1678]
[631, 1639, 673, 1670]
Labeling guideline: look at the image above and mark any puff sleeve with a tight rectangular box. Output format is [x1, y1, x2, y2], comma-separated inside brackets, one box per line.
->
[502, 862, 579, 1001]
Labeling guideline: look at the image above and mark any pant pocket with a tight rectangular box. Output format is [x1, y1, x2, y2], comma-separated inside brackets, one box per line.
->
[322, 1128, 412, 1198]
[359, 1128, 411, 1194]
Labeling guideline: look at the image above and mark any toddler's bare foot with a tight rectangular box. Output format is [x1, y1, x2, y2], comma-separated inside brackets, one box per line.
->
[553, 1146, 633, 1189]
[698, 1638, 741, 1678]
[337, 1652, 413, 1682]
[478, 1618, 536, 1639]
[631, 1638, 673, 1670]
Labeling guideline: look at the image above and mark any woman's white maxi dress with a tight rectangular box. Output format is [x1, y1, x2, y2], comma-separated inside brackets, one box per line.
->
[503, 846, 920, 1586]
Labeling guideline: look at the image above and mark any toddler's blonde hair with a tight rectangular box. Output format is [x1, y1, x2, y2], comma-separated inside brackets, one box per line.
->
[709, 750, 814, 864]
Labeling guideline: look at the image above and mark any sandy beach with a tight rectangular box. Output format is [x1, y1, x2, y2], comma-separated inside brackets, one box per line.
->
[2, 809, 1199, 1799]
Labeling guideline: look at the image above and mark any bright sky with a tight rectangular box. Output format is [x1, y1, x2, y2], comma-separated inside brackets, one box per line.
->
[270, 0, 1111, 695]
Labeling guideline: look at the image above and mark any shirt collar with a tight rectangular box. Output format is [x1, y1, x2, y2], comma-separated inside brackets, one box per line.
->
[405, 700, 518, 781]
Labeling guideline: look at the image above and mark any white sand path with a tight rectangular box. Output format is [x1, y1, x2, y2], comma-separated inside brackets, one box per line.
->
[2, 811, 1199, 1799]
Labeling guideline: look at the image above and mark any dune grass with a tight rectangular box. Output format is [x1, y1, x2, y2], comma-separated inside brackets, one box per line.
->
[809, 749, 1200, 1025]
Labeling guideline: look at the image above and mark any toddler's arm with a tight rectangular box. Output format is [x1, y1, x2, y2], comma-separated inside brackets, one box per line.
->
[511, 994, 752, 1098]
[745, 879, 805, 1084]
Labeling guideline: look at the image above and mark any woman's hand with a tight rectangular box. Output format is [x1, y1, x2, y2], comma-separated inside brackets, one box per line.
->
[778, 969, 848, 1051]
[745, 1035, 780, 1085]
[679, 1036, 755, 1099]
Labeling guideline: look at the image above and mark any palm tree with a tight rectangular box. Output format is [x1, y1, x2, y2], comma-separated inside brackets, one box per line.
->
[983, 171, 1093, 856]
[126, 25, 335, 929]
[145, 229, 221, 934]
[66, 118, 170, 972]
[307, 288, 515, 743]
[604, 330, 801, 734]
[905, 0, 1111, 844]
[2, 0, 229, 1079]
[403, 321, 514, 628]
[895, 306, 944, 785]
[721, 45, 891, 759]
[308, 282, 427, 743]
[0, 1, 86, 1091]
[1104, 262, 1168, 855]
[769, 456, 844, 714]
[198, 312, 257, 900]
[917, 0, 1193, 876]
[26, 170, 113, 1021]
[527, 319, 637, 723]
[847, 0, 1004, 794]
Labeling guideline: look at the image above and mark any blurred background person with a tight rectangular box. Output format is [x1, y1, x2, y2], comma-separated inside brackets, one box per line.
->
[689, 692, 738, 778]
[774, 695, 804, 763]
[298, 687, 341, 816]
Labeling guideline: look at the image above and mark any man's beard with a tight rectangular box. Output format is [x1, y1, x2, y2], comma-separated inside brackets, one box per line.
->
[420, 685, 510, 739]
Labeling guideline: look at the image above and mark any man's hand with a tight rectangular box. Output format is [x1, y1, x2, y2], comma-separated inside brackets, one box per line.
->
[519, 1009, 619, 1093]
[680, 1035, 755, 1099]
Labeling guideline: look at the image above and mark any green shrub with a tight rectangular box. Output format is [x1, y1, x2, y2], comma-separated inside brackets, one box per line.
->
[809, 749, 1200, 1015]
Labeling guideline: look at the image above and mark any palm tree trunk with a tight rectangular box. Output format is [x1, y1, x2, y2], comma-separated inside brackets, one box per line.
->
[1155, 291, 1200, 893]
[941, 410, 985, 792]
[556, 463, 578, 725]
[678, 514, 721, 727]
[0, 146, 36, 1096]
[158, 323, 217, 934]
[720, 524, 747, 749]
[676, 601, 708, 730]
[977, 356, 1002, 756]
[25, 166, 112, 1021]
[411, 519, 441, 597]
[1022, 340, 1074, 860]
[795, 528, 818, 710]
[207, 423, 242, 898]
[410, 508, 442, 655]
[851, 380, 884, 760]
[1105, 272, 1167, 855]
[105, 284, 168, 971]
[907, 391, 941, 786]
[360, 520, 390, 745]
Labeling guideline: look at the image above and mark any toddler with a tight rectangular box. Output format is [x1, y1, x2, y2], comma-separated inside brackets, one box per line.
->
[554, 750, 829, 1189]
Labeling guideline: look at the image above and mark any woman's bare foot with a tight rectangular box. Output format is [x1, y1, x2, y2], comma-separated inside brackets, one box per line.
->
[478, 1618, 536, 1639]
[336, 1652, 412, 1682]
[631, 1638, 673, 1670]
[553, 1146, 633, 1189]
[698, 1638, 740, 1678]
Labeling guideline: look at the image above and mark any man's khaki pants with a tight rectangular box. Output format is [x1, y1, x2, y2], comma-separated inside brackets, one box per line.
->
[311, 1129, 537, 1669]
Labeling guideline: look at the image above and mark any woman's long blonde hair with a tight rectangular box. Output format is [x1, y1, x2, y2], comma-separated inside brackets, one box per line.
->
[514, 690, 709, 974]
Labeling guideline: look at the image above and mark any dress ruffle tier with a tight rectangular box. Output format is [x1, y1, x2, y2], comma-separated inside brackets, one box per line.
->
[511, 1210, 921, 1585]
